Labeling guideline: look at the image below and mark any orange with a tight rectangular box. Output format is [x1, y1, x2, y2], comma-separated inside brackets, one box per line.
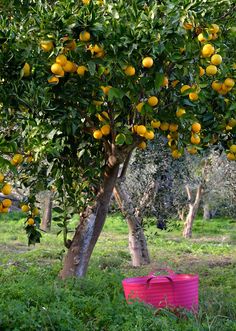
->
[2, 183, 12, 195]
[21, 204, 30, 212]
[144, 130, 155, 140]
[151, 120, 161, 129]
[142, 57, 153, 68]
[201, 44, 215, 57]
[101, 125, 111, 135]
[199, 66, 205, 77]
[180, 85, 191, 93]
[189, 92, 199, 101]
[2, 199, 12, 208]
[176, 108, 186, 117]
[63, 61, 74, 72]
[227, 153, 236, 161]
[148, 96, 158, 107]
[229, 145, 236, 153]
[224, 78, 235, 88]
[51, 63, 64, 76]
[211, 54, 222, 66]
[0, 173, 4, 182]
[187, 147, 198, 155]
[191, 122, 201, 133]
[190, 134, 201, 145]
[27, 218, 35, 226]
[40, 40, 54, 52]
[124, 66, 136, 76]
[101, 86, 112, 95]
[48, 76, 59, 84]
[169, 123, 178, 132]
[77, 66, 88, 76]
[206, 65, 217, 76]
[56, 54, 67, 66]
[171, 150, 182, 159]
[136, 102, 144, 112]
[136, 125, 147, 135]
[97, 111, 109, 121]
[79, 31, 91, 42]
[23, 63, 30, 77]
[160, 122, 169, 131]
[211, 81, 222, 91]
[138, 141, 147, 149]
[93, 130, 103, 139]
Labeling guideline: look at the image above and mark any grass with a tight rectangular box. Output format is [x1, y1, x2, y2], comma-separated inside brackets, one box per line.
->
[0, 212, 236, 330]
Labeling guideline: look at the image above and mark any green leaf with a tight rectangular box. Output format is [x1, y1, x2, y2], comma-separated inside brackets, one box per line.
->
[154, 72, 165, 89]
[87, 61, 96, 75]
[115, 133, 126, 145]
[108, 88, 124, 101]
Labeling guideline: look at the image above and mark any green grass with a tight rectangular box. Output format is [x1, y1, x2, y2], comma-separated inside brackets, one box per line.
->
[0, 212, 236, 330]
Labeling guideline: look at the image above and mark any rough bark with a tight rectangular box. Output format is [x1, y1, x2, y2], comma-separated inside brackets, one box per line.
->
[203, 203, 212, 220]
[113, 182, 150, 267]
[40, 192, 53, 232]
[183, 184, 203, 238]
[59, 163, 120, 279]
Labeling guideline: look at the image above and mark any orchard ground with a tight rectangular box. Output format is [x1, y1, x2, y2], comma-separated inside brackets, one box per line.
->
[0, 212, 236, 331]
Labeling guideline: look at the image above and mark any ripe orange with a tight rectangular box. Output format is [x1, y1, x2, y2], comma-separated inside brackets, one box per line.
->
[124, 66, 136, 76]
[191, 122, 201, 133]
[189, 92, 199, 101]
[151, 120, 161, 129]
[0, 173, 4, 182]
[77, 66, 88, 76]
[138, 141, 147, 149]
[211, 81, 222, 91]
[136, 125, 147, 136]
[190, 134, 201, 145]
[230, 145, 236, 153]
[21, 204, 30, 212]
[171, 150, 182, 159]
[176, 108, 186, 117]
[211, 54, 222, 65]
[2, 183, 12, 195]
[169, 123, 178, 132]
[56, 54, 67, 66]
[93, 130, 103, 139]
[101, 86, 112, 95]
[40, 40, 54, 52]
[97, 111, 109, 121]
[148, 96, 158, 107]
[227, 153, 236, 161]
[48, 76, 59, 84]
[206, 65, 217, 76]
[160, 122, 169, 131]
[63, 61, 74, 72]
[224, 78, 235, 88]
[142, 57, 154, 68]
[79, 31, 91, 42]
[51, 63, 64, 76]
[27, 218, 35, 226]
[228, 119, 236, 128]
[101, 125, 111, 135]
[210, 24, 220, 34]
[183, 22, 193, 30]
[187, 147, 198, 155]
[180, 85, 191, 94]
[199, 66, 205, 77]
[136, 102, 144, 112]
[144, 130, 155, 140]
[23, 63, 30, 77]
[2, 199, 12, 208]
[201, 44, 215, 57]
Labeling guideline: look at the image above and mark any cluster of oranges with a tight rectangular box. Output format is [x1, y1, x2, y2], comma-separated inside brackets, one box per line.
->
[10, 153, 33, 166]
[21, 204, 40, 226]
[0, 173, 12, 213]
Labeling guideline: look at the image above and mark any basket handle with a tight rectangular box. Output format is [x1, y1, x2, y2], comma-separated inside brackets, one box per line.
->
[148, 268, 176, 277]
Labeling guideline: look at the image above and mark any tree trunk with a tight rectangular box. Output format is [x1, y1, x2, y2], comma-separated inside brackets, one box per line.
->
[113, 182, 150, 267]
[203, 203, 212, 220]
[40, 192, 53, 232]
[59, 163, 120, 279]
[183, 184, 203, 238]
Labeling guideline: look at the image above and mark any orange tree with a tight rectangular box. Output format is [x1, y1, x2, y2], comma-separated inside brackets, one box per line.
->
[0, 0, 235, 278]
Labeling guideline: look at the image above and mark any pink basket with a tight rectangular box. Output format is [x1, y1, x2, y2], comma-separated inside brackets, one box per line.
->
[122, 268, 198, 312]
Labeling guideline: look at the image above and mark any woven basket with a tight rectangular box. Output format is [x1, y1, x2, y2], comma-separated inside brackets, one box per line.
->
[122, 268, 198, 312]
